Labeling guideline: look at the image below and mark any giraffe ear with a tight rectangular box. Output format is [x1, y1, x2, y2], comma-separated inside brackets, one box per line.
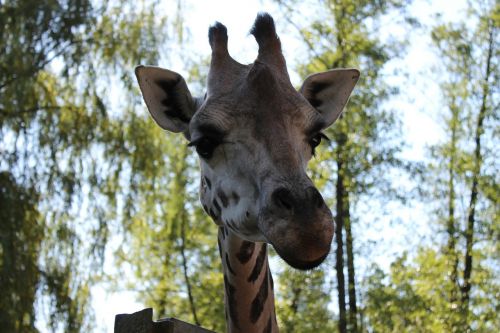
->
[300, 69, 360, 127]
[135, 65, 200, 133]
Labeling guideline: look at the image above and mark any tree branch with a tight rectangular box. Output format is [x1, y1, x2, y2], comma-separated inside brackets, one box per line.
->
[460, 17, 495, 321]
[179, 214, 200, 326]
[0, 105, 83, 118]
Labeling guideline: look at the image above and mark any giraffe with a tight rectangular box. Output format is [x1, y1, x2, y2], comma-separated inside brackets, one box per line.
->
[135, 13, 359, 333]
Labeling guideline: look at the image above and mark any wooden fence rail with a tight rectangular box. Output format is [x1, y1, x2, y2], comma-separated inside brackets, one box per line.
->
[114, 308, 215, 333]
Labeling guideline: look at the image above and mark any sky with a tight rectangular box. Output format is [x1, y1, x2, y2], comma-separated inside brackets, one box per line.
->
[85, 0, 469, 331]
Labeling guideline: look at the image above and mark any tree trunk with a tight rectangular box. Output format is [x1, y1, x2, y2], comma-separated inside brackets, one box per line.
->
[461, 22, 494, 324]
[446, 100, 459, 308]
[345, 205, 358, 332]
[335, 148, 347, 333]
[331, 7, 355, 331]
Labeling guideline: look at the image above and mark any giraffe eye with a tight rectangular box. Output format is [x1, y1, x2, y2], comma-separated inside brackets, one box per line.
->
[309, 133, 329, 155]
[189, 137, 219, 159]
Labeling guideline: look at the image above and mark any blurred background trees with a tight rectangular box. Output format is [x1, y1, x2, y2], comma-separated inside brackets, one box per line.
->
[0, 0, 497, 332]
[273, 0, 416, 331]
[364, 2, 499, 332]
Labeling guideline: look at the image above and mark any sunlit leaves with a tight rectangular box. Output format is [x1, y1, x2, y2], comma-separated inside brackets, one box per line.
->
[365, 248, 499, 333]
[365, 1, 499, 332]
[277, 268, 337, 332]
[1, 0, 171, 331]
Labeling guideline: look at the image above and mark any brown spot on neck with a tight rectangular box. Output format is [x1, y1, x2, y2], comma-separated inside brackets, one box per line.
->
[248, 244, 267, 283]
[236, 241, 255, 264]
[250, 266, 269, 323]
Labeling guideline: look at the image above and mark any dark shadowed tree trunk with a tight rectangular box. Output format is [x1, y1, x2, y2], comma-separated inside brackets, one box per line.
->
[333, 16, 352, 333]
[446, 98, 459, 308]
[335, 145, 347, 333]
[332, 7, 358, 331]
[461, 20, 494, 322]
[345, 203, 358, 333]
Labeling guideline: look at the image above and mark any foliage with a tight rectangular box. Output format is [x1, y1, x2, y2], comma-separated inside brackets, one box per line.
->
[0, 0, 169, 330]
[1, 0, 498, 332]
[277, 268, 337, 332]
[274, 1, 413, 331]
[0, 172, 41, 333]
[118, 129, 226, 331]
[365, 249, 499, 332]
[365, 1, 499, 332]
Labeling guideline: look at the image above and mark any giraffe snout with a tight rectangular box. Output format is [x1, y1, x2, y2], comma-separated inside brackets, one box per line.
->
[260, 185, 334, 270]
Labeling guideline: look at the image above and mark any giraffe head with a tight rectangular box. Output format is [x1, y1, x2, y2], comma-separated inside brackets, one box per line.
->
[136, 13, 359, 270]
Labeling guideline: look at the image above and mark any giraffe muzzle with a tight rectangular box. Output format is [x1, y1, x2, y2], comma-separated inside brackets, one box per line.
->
[259, 185, 334, 270]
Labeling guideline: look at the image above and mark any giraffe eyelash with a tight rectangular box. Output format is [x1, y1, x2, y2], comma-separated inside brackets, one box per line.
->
[309, 132, 329, 156]
[188, 137, 222, 159]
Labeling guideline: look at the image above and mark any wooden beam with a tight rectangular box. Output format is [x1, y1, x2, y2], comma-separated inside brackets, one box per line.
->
[114, 308, 215, 333]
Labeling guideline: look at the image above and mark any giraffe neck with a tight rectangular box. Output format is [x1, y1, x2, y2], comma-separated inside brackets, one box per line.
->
[218, 227, 278, 333]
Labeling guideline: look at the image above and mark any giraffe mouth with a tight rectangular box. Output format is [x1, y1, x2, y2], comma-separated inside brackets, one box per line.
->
[275, 248, 330, 270]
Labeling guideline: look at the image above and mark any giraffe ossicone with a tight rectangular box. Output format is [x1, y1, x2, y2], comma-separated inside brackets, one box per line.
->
[136, 12, 359, 333]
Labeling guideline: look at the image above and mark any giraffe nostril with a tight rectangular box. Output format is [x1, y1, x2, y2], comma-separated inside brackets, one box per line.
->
[272, 187, 294, 211]
[307, 187, 325, 209]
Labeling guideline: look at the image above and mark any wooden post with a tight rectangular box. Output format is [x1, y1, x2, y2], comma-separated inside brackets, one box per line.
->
[114, 308, 215, 333]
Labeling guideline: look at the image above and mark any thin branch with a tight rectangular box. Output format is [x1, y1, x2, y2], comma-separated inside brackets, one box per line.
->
[0, 105, 84, 117]
[275, 0, 331, 70]
[461, 17, 495, 320]
[0, 38, 92, 90]
[179, 214, 200, 326]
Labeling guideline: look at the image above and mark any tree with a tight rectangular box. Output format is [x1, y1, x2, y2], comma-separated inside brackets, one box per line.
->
[365, 1, 499, 332]
[430, 1, 498, 329]
[275, 1, 412, 331]
[0, 172, 41, 333]
[0, 0, 170, 330]
[2, 1, 496, 332]
[365, 248, 499, 332]
[117, 128, 226, 331]
[277, 268, 337, 332]
[365, 250, 456, 333]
